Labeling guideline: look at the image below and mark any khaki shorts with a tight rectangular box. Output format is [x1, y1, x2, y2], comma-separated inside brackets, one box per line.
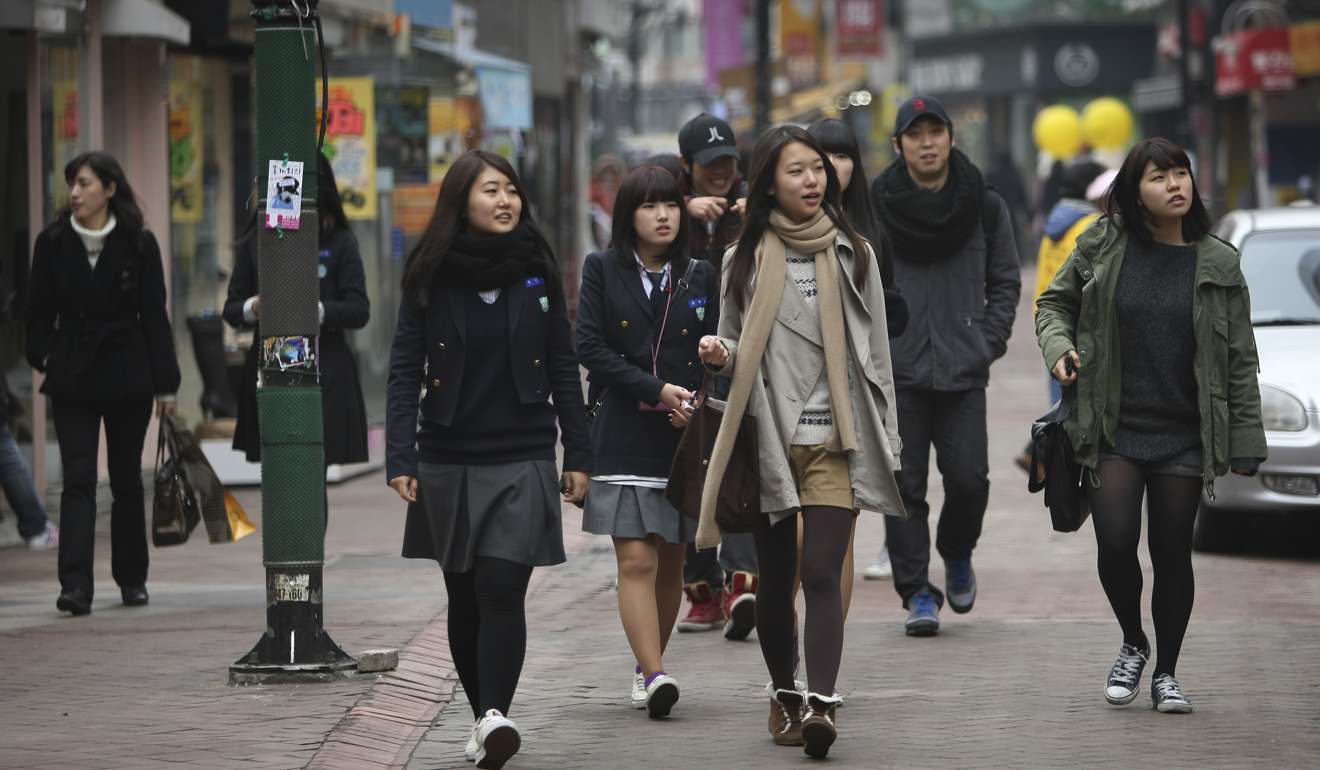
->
[788, 444, 855, 511]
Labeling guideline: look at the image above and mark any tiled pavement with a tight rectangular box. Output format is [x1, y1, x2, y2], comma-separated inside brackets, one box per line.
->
[3, 280, 1319, 769]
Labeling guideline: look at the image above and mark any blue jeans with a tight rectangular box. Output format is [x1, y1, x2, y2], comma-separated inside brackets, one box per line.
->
[0, 425, 49, 540]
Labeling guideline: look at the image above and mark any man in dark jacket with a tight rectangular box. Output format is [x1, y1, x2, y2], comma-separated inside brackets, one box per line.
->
[673, 113, 759, 641]
[872, 96, 1021, 636]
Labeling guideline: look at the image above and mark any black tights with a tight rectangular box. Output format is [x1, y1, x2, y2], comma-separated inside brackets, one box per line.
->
[443, 557, 534, 719]
[753, 506, 854, 696]
[1089, 458, 1201, 677]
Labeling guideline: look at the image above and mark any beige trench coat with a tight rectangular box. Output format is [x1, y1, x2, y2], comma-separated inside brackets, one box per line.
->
[696, 234, 906, 549]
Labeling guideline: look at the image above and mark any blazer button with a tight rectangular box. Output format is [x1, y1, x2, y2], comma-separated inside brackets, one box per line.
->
[532, 359, 542, 367]
[436, 341, 446, 351]
[431, 378, 441, 387]
[681, 328, 689, 336]
[621, 320, 630, 329]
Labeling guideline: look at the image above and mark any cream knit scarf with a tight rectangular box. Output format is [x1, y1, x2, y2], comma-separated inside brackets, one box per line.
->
[697, 208, 858, 546]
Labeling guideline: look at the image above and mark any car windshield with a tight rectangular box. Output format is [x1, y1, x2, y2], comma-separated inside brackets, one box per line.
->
[1239, 229, 1320, 325]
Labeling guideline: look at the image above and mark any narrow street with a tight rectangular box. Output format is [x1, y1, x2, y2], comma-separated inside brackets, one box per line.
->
[3, 282, 1316, 769]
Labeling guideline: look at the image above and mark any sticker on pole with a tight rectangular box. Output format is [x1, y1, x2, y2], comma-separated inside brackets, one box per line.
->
[266, 159, 304, 230]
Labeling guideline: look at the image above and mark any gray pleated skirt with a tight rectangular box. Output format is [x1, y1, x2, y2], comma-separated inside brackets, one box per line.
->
[403, 460, 566, 573]
[582, 481, 696, 544]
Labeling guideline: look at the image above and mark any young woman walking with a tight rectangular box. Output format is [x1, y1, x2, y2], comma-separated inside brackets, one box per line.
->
[576, 165, 719, 718]
[697, 126, 904, 758]
[1036, 137, 1266, 714]
[27, 151, 181, 616]
[386, 150, 590, 769]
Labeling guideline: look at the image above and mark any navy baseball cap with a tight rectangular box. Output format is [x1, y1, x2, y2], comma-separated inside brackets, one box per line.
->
[893, 95, 952, 137]
[679, 113, 739, 166]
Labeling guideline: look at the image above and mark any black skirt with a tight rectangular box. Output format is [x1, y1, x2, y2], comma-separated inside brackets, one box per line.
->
[401, 459, 566, 573]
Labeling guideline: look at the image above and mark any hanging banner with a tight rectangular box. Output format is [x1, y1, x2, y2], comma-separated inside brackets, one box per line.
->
[837, 0, 885, 57]
[429, 97, 460, 183]
[781, 0, 823, 89]
[319, 77, 377, 220]
[168, 79, 205, 223]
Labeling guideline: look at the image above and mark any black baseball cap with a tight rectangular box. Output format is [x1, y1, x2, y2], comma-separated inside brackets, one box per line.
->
[893, 95, 952, 137]
[679, 113, 739, 166]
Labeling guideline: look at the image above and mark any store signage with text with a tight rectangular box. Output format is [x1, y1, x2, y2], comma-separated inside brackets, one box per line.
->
[836, 0, 885, 57]
[1214, 27, 1295, 96]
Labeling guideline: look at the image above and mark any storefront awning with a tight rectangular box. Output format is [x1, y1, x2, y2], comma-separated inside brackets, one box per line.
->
[104, 0, 189, 45]
[412, 37, 533, 132]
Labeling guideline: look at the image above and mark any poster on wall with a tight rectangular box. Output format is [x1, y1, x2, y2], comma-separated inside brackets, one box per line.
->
[318, 77, 377, 220]
[377, 85, 430, 185]
[428, 97, 458, 183]
[168, 79, 205, 223]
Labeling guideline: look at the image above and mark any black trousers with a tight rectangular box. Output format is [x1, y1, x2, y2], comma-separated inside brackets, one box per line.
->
[885, 388, 990, 606]
[52, 396, 154, 597]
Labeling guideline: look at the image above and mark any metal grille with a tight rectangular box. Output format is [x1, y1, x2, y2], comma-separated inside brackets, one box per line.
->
[255, 26, 318, 200]
[258, 386, 325, 564]
[257, 209, 320, 336]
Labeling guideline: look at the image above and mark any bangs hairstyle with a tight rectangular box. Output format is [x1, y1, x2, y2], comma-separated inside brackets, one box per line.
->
[808, 118, 886, 277]
[62, 151, 144, 233]
[401, 150, 558, 307]
[1105, 137, 1212, 243]
[727, 125, 869, 312]
[609, 165, 691, 269]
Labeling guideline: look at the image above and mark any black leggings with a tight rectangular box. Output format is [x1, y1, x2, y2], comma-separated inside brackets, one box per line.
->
[753, 506, 854, 696]
[1089, 457, 1201, 677]
[443, 557, 534, 719]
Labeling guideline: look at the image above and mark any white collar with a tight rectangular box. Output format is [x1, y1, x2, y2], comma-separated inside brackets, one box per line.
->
[70, 213, 117, 240]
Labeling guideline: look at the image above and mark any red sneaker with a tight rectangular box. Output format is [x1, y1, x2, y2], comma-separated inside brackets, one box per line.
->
[723, 571, 758, 641]
[677, 583, 725, 632]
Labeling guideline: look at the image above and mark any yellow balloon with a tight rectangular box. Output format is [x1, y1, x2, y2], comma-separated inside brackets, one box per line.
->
[1032, 106, 1083, 159]
[1081, 97, 1135, 150]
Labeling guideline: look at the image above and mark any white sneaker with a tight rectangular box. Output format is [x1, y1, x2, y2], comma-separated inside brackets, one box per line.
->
[630, 669, 647, 709]
[26, 522, 59, 551]
[474, 709, 520, 769]
[863, 549, 892, 580]
[464, 720, 479, 762]
[644, 673, 679, 719]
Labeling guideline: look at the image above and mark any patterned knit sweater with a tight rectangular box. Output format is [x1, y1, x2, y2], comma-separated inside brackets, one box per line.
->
[787, 250, 834, 445]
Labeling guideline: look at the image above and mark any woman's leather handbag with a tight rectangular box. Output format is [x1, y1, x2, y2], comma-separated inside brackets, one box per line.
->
[666, 382, 761, 533]
[1027, 387, 1092, 533]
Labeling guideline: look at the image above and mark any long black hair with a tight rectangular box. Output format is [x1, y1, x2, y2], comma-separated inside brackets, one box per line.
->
[609, 165, 691, 270]
[61, 151, 144, 233]
[1105, 137, 1212, 243]
[808, 118, 893, 287]
[727, 125, 869, 311]
[401, 150, 557, 307]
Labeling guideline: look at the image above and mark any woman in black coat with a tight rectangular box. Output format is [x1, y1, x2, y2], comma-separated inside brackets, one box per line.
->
[26, 151, 181, 616]
[224, 152, 369, 470]
[575, 165, 719, 718]
[385, 150, 589, 769]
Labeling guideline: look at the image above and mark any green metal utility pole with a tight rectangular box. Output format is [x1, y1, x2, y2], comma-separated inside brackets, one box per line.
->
[230, 0, 355, 685]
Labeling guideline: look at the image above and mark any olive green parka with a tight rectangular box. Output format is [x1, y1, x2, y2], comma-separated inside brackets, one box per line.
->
[1035, 216, 1267, 494]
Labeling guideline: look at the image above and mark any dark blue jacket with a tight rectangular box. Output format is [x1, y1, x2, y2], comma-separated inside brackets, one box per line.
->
[575, 250, 719, 478]
[386, 275, 590, 480]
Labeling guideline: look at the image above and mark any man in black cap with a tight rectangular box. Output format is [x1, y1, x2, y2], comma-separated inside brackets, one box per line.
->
[673, 112, 759, 642]
[678, 113, 747, 272]
[871, 95, 1021, 637]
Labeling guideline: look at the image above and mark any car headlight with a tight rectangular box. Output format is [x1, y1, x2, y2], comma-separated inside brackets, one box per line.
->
[1260, 385, 1308, 432]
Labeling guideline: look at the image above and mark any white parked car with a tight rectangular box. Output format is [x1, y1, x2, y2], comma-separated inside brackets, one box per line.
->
[1195, 205, 1320, 550]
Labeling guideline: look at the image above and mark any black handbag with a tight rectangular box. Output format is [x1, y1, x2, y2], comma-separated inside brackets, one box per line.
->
[152, 416, 201, 546]
[1028, 387, 1092, 533]
[665, 380, 761, 533]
